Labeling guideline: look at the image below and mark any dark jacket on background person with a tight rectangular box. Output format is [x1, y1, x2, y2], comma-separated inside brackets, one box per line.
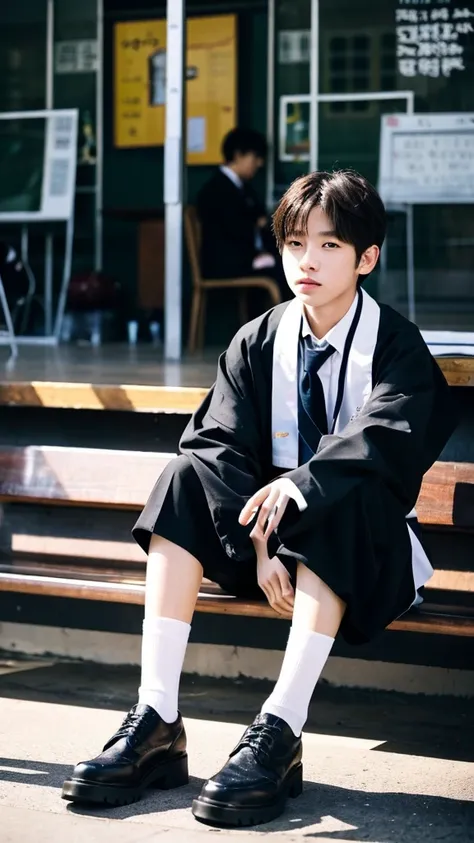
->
[196, 169, 266, 279]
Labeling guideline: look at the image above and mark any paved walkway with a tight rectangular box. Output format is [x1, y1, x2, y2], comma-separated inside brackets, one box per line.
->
[0, 659, 472, 842]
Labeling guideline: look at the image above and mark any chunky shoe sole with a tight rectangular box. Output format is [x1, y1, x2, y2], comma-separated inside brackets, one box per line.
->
[192, 762, 303, 827]
[61, 753, 189, 806]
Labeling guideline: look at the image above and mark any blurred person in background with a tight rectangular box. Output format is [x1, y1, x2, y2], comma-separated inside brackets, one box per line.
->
[196, 127, 287, 298]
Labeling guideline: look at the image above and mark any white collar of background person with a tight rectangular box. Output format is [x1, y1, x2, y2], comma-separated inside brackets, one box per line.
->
[220, 165, 244, 190]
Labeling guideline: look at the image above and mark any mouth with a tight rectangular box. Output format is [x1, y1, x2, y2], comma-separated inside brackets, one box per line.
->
[295, 278, 322, 288]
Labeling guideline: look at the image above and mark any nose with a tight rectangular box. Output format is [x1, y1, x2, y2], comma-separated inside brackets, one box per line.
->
[299, 248, 319, 274]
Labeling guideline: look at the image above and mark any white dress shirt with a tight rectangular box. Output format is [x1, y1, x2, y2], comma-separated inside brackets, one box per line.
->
[300, 292, 359, 430]
[278, 294, 359, 512]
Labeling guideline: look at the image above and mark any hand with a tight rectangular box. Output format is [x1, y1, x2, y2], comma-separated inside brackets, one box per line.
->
[256, 549, 294, 618]
[239, 480, 295, 616]
[252, 252, 276, 271]
[239, 479, 291, 540]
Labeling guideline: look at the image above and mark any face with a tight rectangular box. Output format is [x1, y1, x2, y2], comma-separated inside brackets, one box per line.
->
[233, 151, 264, 180]
[281, 205, 379, 310]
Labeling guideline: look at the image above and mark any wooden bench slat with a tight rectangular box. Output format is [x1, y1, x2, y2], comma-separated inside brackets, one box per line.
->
[0, 382, 209, 414]
[418, 462, 474, 527]
[0, 447, 172, 509]
[0, 558, 471, 595]
[0, 362, 469, 415]
[389, 610, 474, 637]
[0, 571, 473, 636]
[427, 569, 474, 592]
[0, 446, 472, 529]
[436, 357, 474, 388]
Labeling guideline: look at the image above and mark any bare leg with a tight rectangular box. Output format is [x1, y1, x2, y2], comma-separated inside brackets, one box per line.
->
[138, 534, 204, 721]
[261, 563, 346, 735]
[144, 534, 204, 622]
[292, 561, 346, 635]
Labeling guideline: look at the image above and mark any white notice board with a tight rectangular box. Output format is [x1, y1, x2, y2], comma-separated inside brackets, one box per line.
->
[378, 113, 474, 205]
[0, 109, 78, 222]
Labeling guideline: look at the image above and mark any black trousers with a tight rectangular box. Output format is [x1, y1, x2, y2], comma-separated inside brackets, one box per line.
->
[132, 455, 417, 645]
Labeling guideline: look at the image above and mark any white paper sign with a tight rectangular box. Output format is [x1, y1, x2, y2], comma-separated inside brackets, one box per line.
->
[55, 41, 98, 74]
[378, 112, 474, 204]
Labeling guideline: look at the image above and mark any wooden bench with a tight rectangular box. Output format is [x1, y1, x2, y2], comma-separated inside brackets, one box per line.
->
[0, 355, 471, 414]
[0, 445, 472, 637]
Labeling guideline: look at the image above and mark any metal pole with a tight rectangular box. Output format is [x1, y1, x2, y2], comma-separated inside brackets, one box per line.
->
[406, 203, 416, 323]
[265, 0, 275, 211]
[54, 210, 75, 340]
[0, 273, 18, 367]
[309, 0, 319, 173]
[95, 0, 104, 271]
[164, 0, 185, 361]
[44, 234, 53, 334]
[19, 225, 36, 334]
[46, 0, 54, 109]
[45, 0, 55, 336]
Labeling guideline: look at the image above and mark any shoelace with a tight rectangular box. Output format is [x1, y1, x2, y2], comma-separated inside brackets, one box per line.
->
[105, 709, 149, 749]
[239, 720, 283, 764]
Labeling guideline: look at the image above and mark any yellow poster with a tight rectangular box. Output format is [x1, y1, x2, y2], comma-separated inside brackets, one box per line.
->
[114, 15, 237, 165]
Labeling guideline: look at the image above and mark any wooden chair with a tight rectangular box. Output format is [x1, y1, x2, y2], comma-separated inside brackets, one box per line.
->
[184, 206, 282, 353]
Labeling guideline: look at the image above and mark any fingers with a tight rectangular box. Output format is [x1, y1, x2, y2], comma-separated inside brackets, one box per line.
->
[240, 483, 291, 538]
[239, 486, 270, 526]
[254, 487, 280, 537]
[270, 572, 294, 615]
[276, 568, 295, 613]
[260, 579, 276, 611]
[259, 571, 294, 618]
[264, 494, 289, 539]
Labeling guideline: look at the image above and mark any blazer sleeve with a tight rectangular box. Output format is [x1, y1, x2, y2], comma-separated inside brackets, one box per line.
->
[179, 327, 265, 554]
[279, 323, 457, 535]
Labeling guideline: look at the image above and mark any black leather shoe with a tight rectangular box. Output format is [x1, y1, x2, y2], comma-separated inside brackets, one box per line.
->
[192, 712, 302, 827]
[61, 704, 188, 806]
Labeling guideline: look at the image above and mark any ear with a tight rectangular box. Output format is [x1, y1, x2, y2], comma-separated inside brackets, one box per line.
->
[357, 245, 380, 276]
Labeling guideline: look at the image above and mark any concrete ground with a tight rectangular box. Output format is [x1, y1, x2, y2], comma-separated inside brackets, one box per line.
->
[0, 658, 472, 843]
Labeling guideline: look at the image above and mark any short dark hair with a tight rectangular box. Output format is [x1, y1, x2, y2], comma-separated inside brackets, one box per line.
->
[272, 170, 387, 268]
[222, 128, 267, 163]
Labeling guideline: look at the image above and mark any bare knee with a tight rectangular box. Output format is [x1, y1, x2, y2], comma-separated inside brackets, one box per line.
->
[148, 533, 203, 577]
[145, 535, 203, 623]
[294, 561, 346, 636]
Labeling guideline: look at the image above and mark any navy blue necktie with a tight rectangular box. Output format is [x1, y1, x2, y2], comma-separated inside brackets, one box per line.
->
[298, 338, 336, 464]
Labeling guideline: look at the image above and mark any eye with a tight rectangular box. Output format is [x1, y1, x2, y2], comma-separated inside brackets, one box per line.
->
[322, 242, 340, 249]
[287, 239, 302, 247]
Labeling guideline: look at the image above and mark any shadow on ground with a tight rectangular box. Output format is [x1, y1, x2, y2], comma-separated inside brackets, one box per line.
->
[0, 754, 472, 840]
[0, 658, 472, 766]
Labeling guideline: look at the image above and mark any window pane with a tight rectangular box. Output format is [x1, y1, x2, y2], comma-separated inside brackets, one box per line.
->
[274, 0, 312, 198]
[319, 0, 474, 329]
[0, 2, 47, 112]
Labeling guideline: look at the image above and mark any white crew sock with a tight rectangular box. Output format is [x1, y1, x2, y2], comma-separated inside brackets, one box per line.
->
[261, 625, 335, 737]
[138, 616, 191, 722]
